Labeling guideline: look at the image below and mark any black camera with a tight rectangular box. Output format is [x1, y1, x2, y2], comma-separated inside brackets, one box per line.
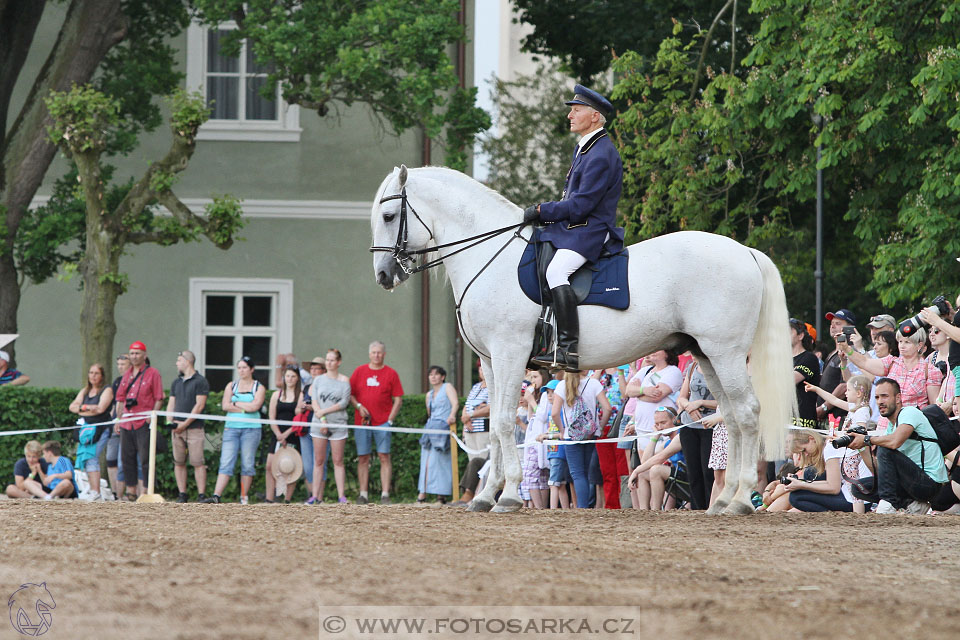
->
[833, 425, 869, 448]
[899, 295, 949, 337]
[836, 326, 856, 343]
[781, 476, 794, 485]
[124, 397, 137, 409]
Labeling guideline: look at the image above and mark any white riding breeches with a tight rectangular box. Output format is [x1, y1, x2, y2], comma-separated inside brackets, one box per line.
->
[545, 249, 588, 289]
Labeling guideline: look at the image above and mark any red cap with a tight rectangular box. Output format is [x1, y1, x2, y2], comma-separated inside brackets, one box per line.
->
[129, 341, 147, 352]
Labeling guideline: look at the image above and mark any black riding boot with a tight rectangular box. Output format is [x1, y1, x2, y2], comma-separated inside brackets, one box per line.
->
[531, 284, 579, 371]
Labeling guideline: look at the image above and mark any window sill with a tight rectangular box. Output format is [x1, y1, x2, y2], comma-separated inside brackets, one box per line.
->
[197, 122, 302, 142]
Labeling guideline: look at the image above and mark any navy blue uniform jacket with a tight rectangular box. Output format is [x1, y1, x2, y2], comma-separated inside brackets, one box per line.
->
[539, 130, 625, 263]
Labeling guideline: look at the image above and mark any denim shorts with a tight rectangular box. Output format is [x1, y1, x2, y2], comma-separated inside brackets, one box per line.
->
[548, 457, 572, 486]
[218, 427, 262, 477]
[85, 429, 110, 473]
[354, 425, 391, 456]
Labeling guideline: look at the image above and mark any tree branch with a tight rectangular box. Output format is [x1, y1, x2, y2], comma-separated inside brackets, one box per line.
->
[689, 0, 735, 103]
[114, 128, 195, 222]
[126, 229, 182, 245]
[2, 0, 127, 241]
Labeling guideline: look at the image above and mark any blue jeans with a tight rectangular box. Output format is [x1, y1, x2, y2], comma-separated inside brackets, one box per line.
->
[219, 428, 262, 477]
[875, 446, 944, 508]
[298, 434, 314, 484]
[564, 442, 596, 508]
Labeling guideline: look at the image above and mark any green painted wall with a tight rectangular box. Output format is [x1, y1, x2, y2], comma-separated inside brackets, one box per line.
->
[17, 217, 461, 392]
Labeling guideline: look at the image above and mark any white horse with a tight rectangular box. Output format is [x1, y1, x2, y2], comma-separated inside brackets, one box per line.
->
[371, 165, 796, 514]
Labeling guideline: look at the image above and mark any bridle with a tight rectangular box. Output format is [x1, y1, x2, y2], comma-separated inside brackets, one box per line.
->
[368, 187, 435, 275]
[369, 185, 531, 357]
[369, 186, 529, 275]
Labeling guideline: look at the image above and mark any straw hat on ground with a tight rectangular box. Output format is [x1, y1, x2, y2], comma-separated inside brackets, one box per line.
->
[272, 446, 303, 496]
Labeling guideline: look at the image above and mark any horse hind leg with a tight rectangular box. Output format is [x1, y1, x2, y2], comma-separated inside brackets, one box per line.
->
[696, 355, 754, 515]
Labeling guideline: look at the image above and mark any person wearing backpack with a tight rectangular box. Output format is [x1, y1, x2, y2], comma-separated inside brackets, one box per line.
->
[550, 370, 611, 508]
[840, 377, 948, 514]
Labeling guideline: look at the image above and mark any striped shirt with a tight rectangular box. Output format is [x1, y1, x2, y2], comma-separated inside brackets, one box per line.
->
[464, 383, 489, 432]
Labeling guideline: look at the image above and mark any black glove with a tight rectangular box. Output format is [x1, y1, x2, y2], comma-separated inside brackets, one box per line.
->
[523, 205, 540, 224]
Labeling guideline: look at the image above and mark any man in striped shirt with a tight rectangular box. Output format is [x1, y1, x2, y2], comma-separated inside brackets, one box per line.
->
[0, 350, 29, 386]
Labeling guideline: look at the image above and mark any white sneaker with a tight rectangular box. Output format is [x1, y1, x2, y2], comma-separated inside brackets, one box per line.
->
[906, 500, 931, 515]
[90, 493, 103, 502]
[875, 499, 897, 514]
[240, 496, 249, 505]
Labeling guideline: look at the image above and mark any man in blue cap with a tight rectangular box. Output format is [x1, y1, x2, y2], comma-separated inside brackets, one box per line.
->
[525, 84, 625, 370]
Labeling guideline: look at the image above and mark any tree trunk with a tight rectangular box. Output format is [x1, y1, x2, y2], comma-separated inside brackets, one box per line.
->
[0, 0, 126, 358]
[75, 150, 122, 373]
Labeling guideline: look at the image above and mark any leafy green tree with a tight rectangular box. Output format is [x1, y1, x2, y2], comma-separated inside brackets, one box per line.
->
[45, 85, 244, 372]
[511, 0, 755, 84]
[0, 0, 190, 365]
[610, 0, 960, 320]
[192, 0, 490, 170]
[477, 64, 579, 205]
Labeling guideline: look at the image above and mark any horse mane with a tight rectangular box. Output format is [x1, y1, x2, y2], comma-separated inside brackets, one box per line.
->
[411, 166, 521, 228]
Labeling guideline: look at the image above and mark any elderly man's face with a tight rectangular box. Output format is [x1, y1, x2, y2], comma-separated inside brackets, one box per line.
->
[568, 104, 600, 135]
[368, 345, 385, 367]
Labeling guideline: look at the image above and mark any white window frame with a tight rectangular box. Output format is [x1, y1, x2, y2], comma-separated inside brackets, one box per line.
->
[186, 21, 301, 142]
[189, 278, 293, 386]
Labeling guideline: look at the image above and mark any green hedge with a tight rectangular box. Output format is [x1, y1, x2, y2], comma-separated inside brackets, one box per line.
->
[0, 388, 470, 502]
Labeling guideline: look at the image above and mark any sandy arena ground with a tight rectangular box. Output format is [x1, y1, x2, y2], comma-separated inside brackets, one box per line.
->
[1, 501, 958, 639]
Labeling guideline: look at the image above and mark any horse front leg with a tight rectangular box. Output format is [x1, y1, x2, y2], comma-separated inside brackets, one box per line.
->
[466, 438, 502, 512]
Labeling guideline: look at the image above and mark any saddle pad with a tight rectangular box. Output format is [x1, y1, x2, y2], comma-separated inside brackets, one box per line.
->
[517, 240, 630, 310]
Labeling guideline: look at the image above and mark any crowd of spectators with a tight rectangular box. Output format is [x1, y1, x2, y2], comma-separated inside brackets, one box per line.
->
[5, 298, 960, 514]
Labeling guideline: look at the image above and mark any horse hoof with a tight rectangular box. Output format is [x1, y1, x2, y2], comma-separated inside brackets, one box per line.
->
[721, 500, 755, 515]
[705, 502, 727, 515]
[465, 499, 494, 512]
[491, 498, 523, 513]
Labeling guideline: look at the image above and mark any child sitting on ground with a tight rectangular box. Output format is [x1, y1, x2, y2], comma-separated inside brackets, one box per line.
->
[23, 441, 75, 500]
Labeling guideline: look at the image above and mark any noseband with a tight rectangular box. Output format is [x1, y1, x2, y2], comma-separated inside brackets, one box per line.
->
[369, 187, 435, 275]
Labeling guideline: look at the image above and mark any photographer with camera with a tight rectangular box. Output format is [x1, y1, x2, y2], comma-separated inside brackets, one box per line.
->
[845, 320, 942, 409]
[816, 309, 858, 423]
[919, 294, 960, 409]
[114, 341, 164, 498]
[838, 378, 948, 514]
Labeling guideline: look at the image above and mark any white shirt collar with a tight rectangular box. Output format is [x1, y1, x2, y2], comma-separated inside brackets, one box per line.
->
[577, 127, 604, 153]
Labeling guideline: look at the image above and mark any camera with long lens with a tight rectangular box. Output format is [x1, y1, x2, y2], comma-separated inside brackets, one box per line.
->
[833, 424, 869, 448]
[899, 295, 950, 337]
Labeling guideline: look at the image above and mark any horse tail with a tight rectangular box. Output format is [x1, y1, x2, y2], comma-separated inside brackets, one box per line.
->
[748, 248, 796, 460]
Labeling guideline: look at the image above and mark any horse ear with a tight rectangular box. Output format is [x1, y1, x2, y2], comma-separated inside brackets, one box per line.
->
[399, 164, 408, 188]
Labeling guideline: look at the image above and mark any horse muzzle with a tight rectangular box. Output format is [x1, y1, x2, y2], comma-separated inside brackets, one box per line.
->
[375, 257, 410, 290]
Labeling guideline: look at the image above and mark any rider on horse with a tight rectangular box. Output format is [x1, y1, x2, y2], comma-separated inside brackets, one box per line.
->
[524, 84, 625, 371]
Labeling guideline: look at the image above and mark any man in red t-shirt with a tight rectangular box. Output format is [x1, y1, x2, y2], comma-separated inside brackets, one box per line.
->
[350, 340, 403, 504]
[114, 341, 164, 498]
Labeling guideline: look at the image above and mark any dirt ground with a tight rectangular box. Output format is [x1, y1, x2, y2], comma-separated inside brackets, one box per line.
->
[0, 501, 958, 640]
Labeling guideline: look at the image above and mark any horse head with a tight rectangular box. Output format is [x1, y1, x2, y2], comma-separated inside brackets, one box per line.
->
[370, 165, 437, 290]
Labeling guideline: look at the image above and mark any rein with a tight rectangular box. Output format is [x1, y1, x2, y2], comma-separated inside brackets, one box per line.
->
[369, 187, 531, 357]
